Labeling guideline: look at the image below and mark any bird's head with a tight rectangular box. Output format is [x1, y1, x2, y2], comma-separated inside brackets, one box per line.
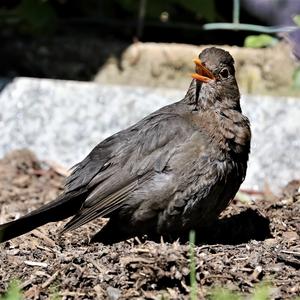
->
[187, 47, 240, 111]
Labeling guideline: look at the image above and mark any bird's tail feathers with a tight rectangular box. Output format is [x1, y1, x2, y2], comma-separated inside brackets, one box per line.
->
[0, 192, 83, 243]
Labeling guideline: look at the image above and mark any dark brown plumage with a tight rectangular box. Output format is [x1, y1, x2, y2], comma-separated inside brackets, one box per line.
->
[0, 47, 251, 243]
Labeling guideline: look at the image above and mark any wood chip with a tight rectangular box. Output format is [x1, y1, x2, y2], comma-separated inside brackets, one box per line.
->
[24, 260, 48, 268]
[31, 229, 57, 248]
[41, 270, 60, 288]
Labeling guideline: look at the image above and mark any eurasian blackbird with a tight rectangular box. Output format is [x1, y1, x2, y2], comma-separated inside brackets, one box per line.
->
[0, 47, 251, 243]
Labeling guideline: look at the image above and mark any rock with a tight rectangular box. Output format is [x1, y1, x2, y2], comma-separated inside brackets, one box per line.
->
[0, 77, 300, 191]
[106, 286, 121, 300]
[94, 42, 298, 96]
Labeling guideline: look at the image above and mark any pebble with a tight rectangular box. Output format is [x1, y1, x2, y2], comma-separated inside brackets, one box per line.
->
[106, 286, 121, 300]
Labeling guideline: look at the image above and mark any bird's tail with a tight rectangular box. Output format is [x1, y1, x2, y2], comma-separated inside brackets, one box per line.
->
[0, 193, 84, 243]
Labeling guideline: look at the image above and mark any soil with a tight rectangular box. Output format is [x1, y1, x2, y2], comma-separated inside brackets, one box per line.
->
[0, 149, 299, 299]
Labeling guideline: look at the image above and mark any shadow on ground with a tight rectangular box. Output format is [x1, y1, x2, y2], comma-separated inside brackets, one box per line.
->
[194, 208, 271, 245]
[93, 208, 272, 245]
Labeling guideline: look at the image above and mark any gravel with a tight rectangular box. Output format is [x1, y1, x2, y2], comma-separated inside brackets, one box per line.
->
[0, 77, 300, 191]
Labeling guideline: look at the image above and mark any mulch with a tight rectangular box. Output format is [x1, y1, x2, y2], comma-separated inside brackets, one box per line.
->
[0, 149, 299, 299]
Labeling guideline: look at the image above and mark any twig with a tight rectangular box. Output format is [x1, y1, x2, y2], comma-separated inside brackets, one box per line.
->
[31, 229, 56, 248]
[24, 260, 48, 268]
[20, 279, 34, 289]
[41, 271, 60, 288]
[280, 250, 300, 257]
[88, 258, 104, 273]
[240, 189, 264, 196]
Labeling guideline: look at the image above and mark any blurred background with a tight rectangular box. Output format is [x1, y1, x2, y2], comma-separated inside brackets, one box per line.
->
[0, 0, 300, 93]
[0, 0, 300, 192]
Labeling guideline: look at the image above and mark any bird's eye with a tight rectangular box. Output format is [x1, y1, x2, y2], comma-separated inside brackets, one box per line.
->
[220, 68, 229, 79]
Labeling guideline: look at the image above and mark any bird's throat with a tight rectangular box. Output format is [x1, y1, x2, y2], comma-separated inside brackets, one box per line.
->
[195, 82, 202, 107]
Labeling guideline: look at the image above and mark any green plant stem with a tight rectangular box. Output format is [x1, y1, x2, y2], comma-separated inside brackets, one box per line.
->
[233, 0, 240, 24]
[189, 230, 197, 300]
[203, 23, 298, 33]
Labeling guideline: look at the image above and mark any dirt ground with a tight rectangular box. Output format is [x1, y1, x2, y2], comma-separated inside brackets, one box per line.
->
[0, 149, 299, 299]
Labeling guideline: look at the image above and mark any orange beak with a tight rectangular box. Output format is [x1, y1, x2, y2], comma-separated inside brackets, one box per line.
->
[191, 58, 215, 82]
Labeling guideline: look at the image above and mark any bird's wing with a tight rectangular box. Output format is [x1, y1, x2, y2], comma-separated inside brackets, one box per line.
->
[61, 104, 194, 232]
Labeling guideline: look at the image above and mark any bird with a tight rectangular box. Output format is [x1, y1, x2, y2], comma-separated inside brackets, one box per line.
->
[0, 47, 251, 244]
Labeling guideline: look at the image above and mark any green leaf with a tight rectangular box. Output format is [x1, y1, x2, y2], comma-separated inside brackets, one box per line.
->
[235, 191, 252, 203]
[251, 284, 270, 300]
[210, 288, 241, 300]
[244, 34, 278, 48]
[293, 67, 300, 89]
[293, 15, 300, 27]
[15, 0, 57, 34]
[0, 280, 22, 300]
[177, 0, 216, 22]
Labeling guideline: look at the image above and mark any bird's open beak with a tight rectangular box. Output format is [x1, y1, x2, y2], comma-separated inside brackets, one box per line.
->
[192, 58, 215, 82]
